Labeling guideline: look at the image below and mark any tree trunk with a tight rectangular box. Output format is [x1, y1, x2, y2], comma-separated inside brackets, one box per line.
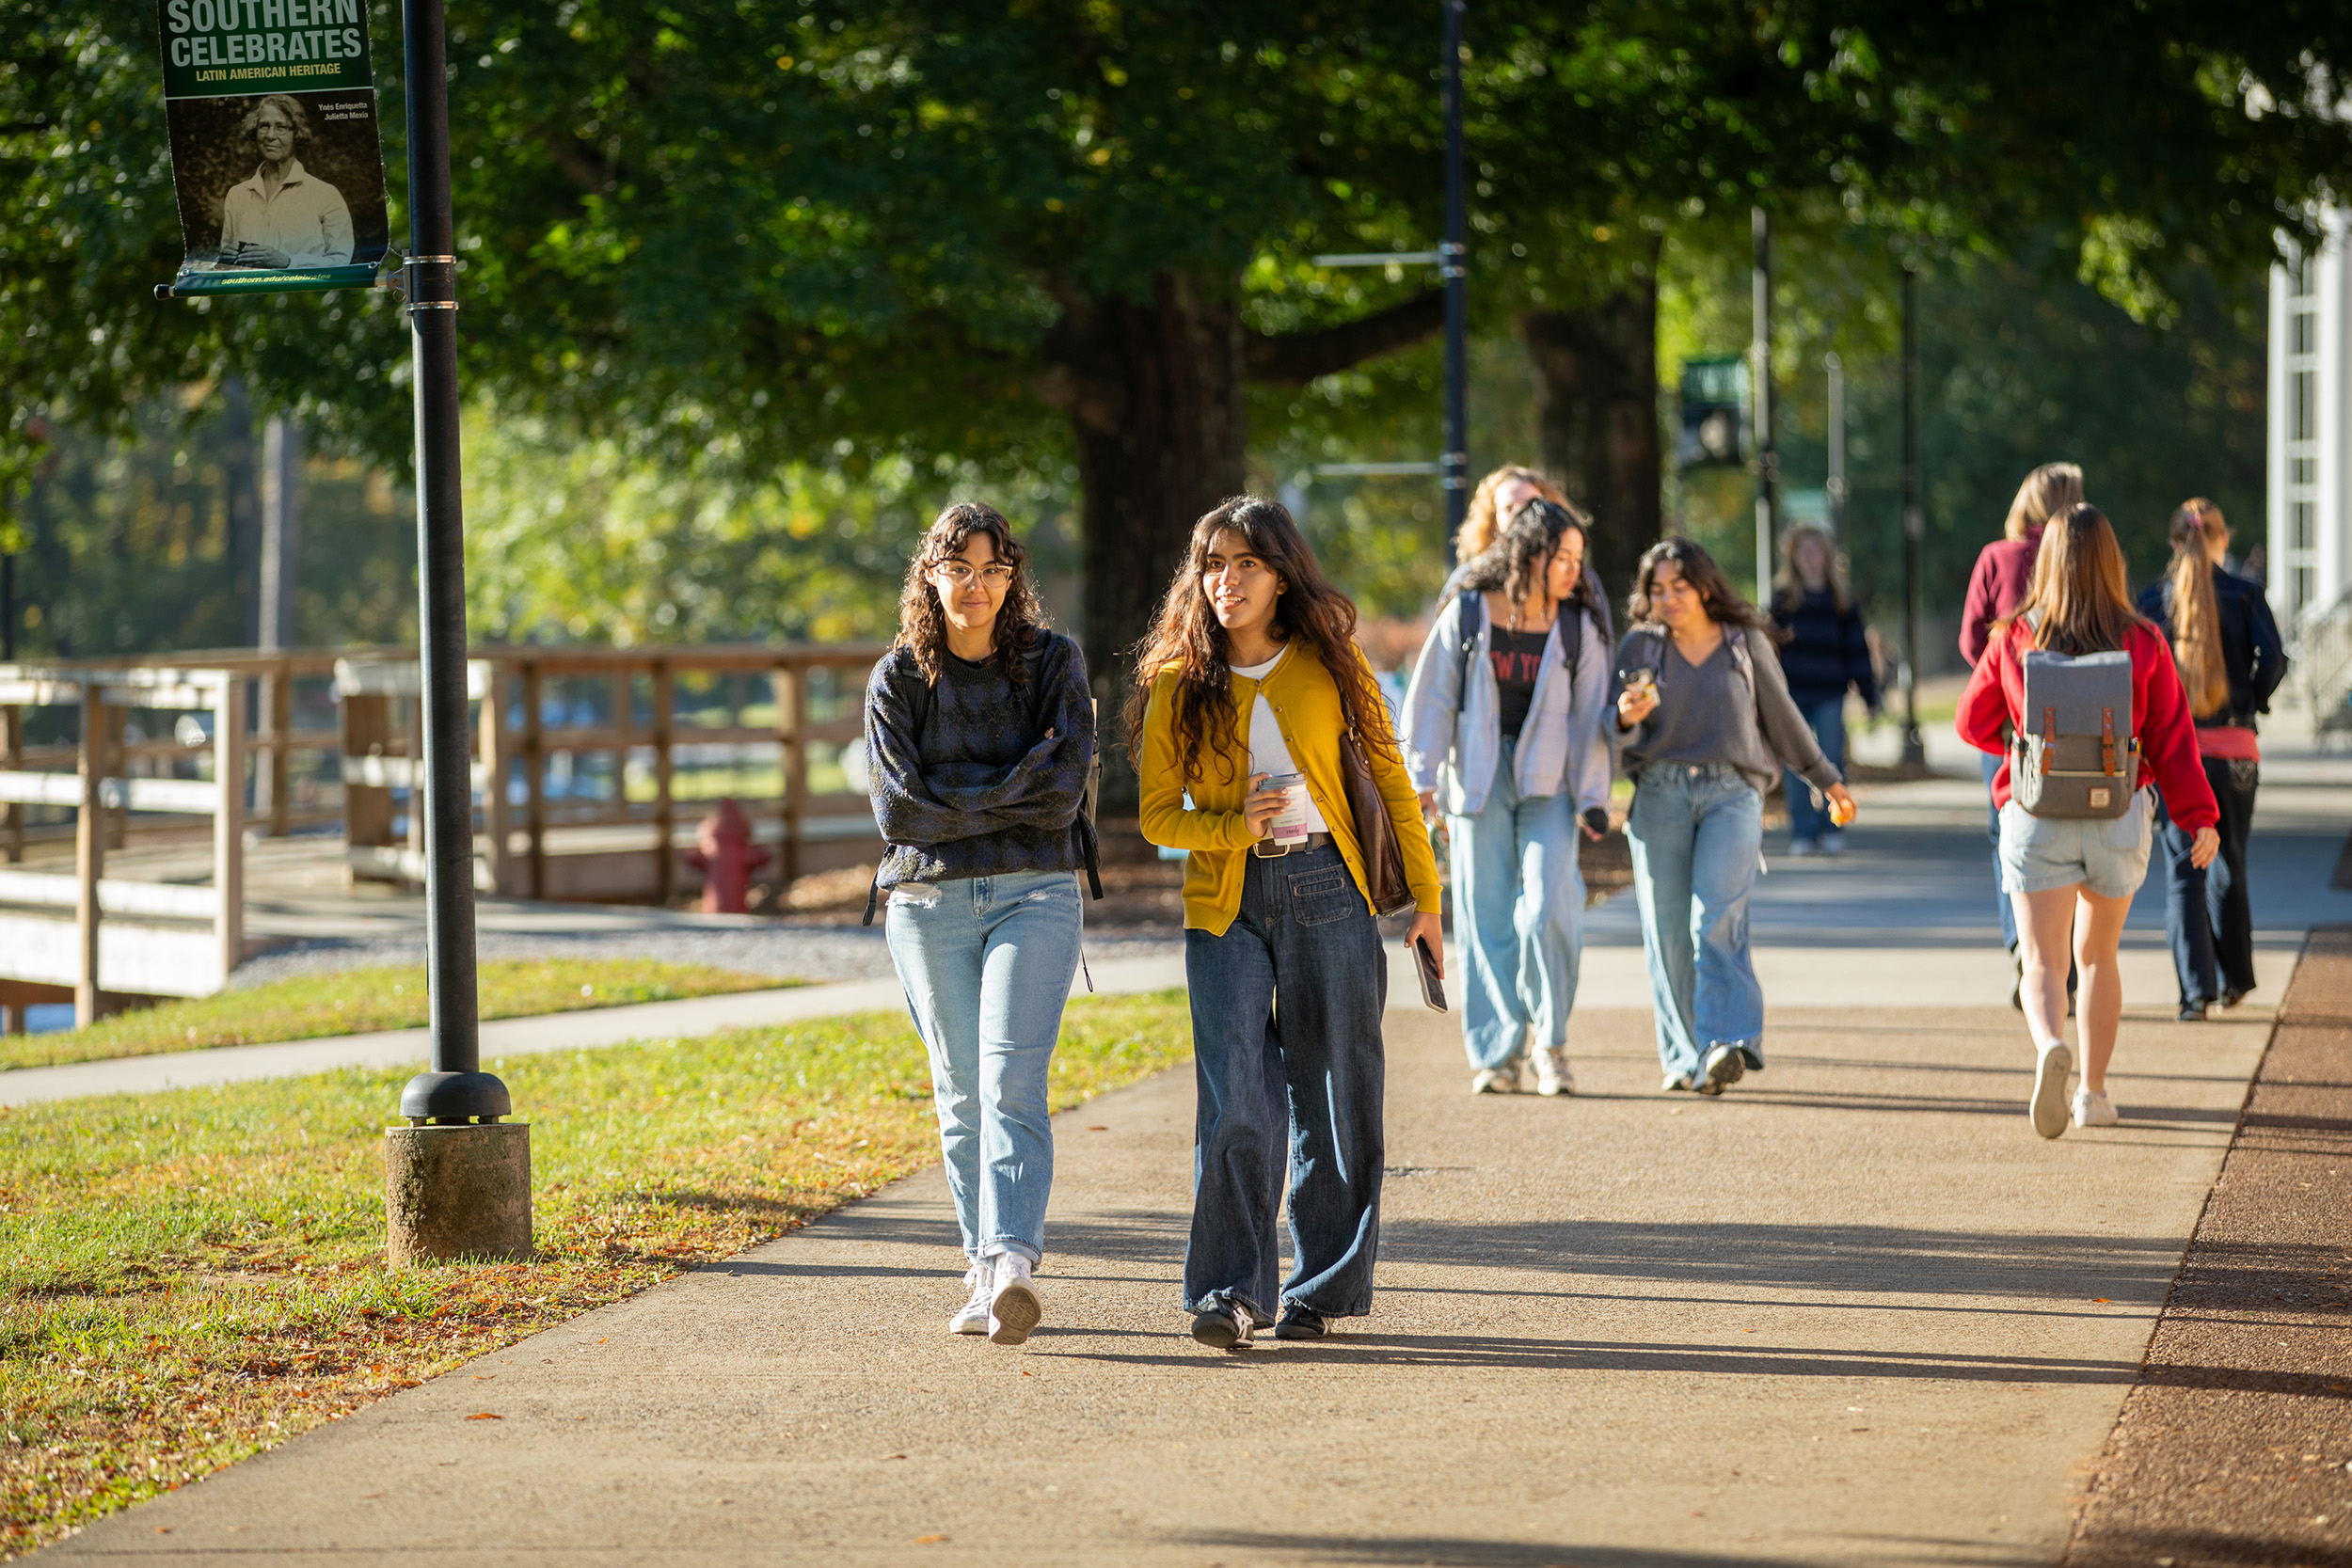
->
[1042, 273, 1248, 816]
[1519, 278, 1662, 607]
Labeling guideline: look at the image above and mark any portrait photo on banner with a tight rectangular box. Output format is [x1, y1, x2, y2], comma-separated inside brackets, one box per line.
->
[165, 89, 389, 272]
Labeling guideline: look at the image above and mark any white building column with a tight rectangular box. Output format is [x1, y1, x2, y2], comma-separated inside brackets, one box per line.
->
[2269, 210, 2352, 628]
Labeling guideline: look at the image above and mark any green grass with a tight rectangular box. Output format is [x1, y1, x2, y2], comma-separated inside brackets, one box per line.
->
[2, 959, 787, 1074]
[0, 991, 1192, 1556]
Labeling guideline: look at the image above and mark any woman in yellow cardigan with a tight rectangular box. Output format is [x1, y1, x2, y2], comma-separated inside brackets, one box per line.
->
[1127, 496, 1443, 1350]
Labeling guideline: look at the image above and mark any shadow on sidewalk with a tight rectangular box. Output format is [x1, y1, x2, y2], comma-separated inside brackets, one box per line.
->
[1171, 1528, 2045, 1566]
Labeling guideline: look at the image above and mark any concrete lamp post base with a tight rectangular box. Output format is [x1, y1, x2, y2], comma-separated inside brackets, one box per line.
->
[385, 1122, 532, 1265]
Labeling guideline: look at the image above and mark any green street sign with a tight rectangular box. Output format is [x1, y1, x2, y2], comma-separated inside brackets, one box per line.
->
[157, 0, 391, 296]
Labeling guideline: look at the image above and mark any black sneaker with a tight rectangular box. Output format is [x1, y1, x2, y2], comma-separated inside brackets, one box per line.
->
[1273, 1305, 1327, 1340]
[2219, 986, 2249, 1009]
[2177, 1001, 2209, 1022]
[1190, 1304, 1252, 1350]
[1696, 1042, 1746, 1096]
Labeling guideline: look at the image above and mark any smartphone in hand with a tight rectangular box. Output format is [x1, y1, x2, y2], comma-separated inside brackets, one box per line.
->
[1412, 936, 1447, 1013]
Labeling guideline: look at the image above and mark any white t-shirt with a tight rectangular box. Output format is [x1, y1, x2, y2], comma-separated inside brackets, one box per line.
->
[1229, 646, 1330, 833]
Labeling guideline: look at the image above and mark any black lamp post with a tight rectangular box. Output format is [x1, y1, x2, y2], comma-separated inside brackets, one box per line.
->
[1899, 264, 1926, 768]
[1439, 0, 1469, 549]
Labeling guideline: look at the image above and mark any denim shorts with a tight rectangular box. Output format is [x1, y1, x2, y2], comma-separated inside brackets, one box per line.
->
[1996, 789, 2154, 899]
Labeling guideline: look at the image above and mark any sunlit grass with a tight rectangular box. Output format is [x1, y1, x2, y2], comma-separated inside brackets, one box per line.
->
[2, 960, 786, 1073]
[0, 991, 1191, 1556]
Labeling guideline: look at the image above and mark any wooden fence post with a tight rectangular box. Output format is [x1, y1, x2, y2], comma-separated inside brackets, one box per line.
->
[522, 659, 546, 900]
[652, 659, 675, 905]
[776, 661, 805, 891]
[75, 682, 104, 1027]
[478, 662, 512, 896]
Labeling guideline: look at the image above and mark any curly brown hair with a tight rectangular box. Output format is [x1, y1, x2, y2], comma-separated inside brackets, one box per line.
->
[1626, 537, 1775, 633]
[1121, 496, 1396, 790]
[893, 502, 1047, 686]
[1455, 499, 1588, 620]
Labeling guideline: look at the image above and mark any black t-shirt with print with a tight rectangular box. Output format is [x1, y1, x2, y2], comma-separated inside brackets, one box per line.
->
[1489, 625, 1551, 741]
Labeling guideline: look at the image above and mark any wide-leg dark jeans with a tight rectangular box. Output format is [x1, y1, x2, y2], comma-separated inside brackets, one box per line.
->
[1182, 841, 1388, 1323]
[2156, 756, 2259, 1004]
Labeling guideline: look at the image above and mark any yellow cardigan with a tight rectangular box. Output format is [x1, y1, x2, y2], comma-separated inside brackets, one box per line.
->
[1137, 644, 1443, 935]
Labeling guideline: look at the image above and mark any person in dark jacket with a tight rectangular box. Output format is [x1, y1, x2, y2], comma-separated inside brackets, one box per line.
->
[2138, 499, 2287, 1019]
[865, 502, 1097, 1346]
[1769, 524, 1881, 855]
[1961, 462, 2085, 991]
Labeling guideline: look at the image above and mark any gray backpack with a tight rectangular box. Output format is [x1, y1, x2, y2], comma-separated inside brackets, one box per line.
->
[2010, 618, 2139, 819]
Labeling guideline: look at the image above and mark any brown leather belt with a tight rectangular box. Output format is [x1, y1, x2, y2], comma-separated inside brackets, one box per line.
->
[1252, 831, 1334, 859]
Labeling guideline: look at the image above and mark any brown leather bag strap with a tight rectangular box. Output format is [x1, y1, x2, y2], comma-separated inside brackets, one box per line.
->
[2100, 706, 2118, 776]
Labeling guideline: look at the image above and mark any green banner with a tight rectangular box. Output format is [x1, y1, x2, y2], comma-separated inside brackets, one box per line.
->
[158, 0, 390, 295]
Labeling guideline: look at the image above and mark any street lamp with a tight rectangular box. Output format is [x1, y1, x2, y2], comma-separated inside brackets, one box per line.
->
[1899, 265, 1926, 768]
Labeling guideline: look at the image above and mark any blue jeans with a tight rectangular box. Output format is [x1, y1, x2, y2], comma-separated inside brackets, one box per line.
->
[1981, 750, 2019, 951]
[1784, 698, 1846, 844]
[884, 870, 1082, 1266]
[1628, 764, 1765, 1081]
[2155, 757, 2259, 1006]
[1447, 736, 1582, 1069]
[1183, 842, 1387, 1323]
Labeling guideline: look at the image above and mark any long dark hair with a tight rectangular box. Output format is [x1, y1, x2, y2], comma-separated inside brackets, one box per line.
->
[1122, 496, 1396, 789]
[892, 502, 1046, 686]
[1455, 499, 1587, 621]
[2009, 502, 2145, 657]
[1626, 537, 1773, 633]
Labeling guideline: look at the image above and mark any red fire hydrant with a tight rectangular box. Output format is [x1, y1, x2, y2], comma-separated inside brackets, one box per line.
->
[684, 798, 771, 913]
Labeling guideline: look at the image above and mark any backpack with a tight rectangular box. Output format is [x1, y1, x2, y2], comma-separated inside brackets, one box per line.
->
[862, 634, 1103, 926]
[1454, 589, 1595, 694]
[2008, 616, 2139, 820]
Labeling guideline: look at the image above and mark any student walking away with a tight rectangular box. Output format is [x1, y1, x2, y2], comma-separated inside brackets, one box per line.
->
[1769, 524, 1881, 857]
[1402, 499, 1611, 1096]
[2137, 499, 2286, 1020]
[1962, 463, 2085, 1000]
[1129, 497, 1443, 1351]
[1611, 540, 1858, 1098]
[1442, 465, 1615, 650]
[1956, 503, 2218, 1138]
[865, 503, 1098, 1345]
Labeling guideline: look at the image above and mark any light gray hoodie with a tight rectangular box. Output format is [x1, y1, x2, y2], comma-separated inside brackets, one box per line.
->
[1401, 590, 1613, 818]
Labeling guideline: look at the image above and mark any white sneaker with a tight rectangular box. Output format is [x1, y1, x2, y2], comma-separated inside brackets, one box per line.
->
[987, 1254, 1041, 1346]
[1528, 1045, 1575, 1097]
[1661, 1071, 1693, 1093]
[1470, 1063, 1524, 1095]
[2072, 1087, 2120, 1128]
[1788, 838, 1820, 858]
[948, 1263, 992, 1335]
[2029, 1041, 2072, 1140]
[1820, 830, 1846, 856]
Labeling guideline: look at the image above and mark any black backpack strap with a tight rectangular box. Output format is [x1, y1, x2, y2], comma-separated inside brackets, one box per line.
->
[1454, 590, 1485, 695]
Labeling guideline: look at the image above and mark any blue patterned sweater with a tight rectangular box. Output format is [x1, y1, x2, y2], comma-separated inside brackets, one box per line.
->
[864, 630, 1094, 893]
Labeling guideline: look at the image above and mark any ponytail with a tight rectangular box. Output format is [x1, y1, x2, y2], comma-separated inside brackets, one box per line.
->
[2166, 503, 2228, 720]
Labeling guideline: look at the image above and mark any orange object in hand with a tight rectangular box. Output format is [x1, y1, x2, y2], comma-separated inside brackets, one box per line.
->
[1828, 794, 1857, 828]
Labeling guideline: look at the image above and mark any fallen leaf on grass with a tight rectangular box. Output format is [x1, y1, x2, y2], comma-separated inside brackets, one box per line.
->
[915, 1535, 948, 1544]
[2091, 1298, 2110, 1304]
[465, 1412, 503, 1420]
[882, 1453, 907, 1460]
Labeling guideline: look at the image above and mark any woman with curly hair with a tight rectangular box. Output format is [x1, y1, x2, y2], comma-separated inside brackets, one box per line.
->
[1446, 464, 1615, 648]
[1612, 538, 1857, 1096]
[864, 503, 1097, 1345]
[1129, 497, 1442, 1350]
[1402, 499, 1613, 1096]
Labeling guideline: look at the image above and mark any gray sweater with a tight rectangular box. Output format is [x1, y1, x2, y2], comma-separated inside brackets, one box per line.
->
[1610, 625, 1840, 798]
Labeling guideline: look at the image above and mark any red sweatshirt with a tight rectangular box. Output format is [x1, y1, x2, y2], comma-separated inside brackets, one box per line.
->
[1955, 619, 2219, 832]
[1959, 525, 2042, 668]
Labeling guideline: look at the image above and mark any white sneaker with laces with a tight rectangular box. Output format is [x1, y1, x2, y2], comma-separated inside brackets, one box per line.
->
[2029, 1040, 2072, 1140]
[1529, 1045, 1575, 1097]
[1470, 1063, 1524, 1095]
[987, 1253, 1041, 1346]
[2072, 1087, 2120, 1128]
[948, 1263, 992, 1336]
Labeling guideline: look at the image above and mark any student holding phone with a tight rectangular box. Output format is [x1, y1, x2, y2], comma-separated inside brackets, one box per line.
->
[1402, 499, 1613, 1096]
[1130, 496, 1443, 1351]
[1612, 539, 1857, 1097]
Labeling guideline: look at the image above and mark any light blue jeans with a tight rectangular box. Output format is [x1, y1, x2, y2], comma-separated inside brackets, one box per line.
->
[1627, 763, 1766, 1081]
[1446, 736, 1583, 1069]
[1784, 698, 1846, 845]
[884, 870, 1082, 1265]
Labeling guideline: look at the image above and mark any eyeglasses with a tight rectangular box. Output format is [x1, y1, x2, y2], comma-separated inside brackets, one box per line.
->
[935, 562, 1013, 587]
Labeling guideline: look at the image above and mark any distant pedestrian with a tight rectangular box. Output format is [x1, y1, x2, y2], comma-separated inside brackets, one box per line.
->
[2137, 499, 2286, 1020]
[1957, 503, 2218, 1137]
[865, 503, 1098, 1345]
[1130, 496, 1444, 1350]
[1402, 499, 1612, 1097]
[1769, 524, 1882, 856]
[1612, 539, 1857, 1097]
[1961, 463, 2085, 1002]
[1445, 465, 1615, 649]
